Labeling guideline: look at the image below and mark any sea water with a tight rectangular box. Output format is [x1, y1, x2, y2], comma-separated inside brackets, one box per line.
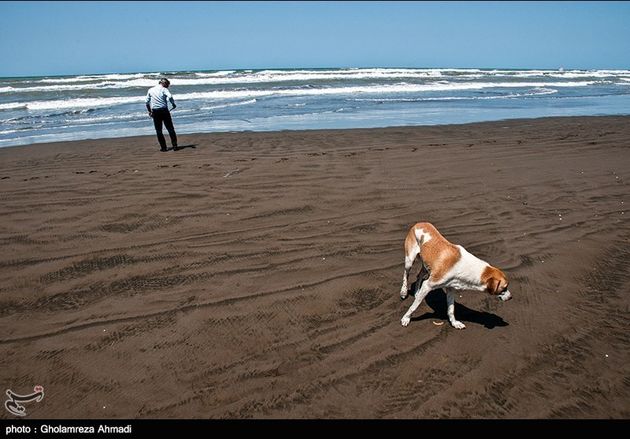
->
[1, 68, 629, 147]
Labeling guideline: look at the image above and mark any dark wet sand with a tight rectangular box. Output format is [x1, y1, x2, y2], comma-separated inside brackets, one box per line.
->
[0, 116, 629, 418]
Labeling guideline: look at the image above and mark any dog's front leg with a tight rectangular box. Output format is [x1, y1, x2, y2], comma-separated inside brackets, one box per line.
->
[401, 281, 432, 327]
[446, 289, 466, 329]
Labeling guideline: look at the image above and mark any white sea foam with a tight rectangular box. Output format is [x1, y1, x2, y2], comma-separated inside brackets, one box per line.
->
[0, 82, 121, 93]
[194, 70, 236, 77]
[23, 96, 142, 111]
[113, 78, 167, 88]
[167, 69, 446, 85]
[0, 103, 28, 110]
[7, 70, 447, 91]
[1, 77, 170, 93]
[0, 81, 594, 112]
[68, 112, 148, 124]
[4, 68, 629, 93]
[8, 68, 629, 87]
[470, 69, 630, 78]
[37, 73, 159, 83]
[352, 87, 558, 102]
[37, 76, 109, 83]
[172, 81, 592, 101]
[200, 98, 258, 111]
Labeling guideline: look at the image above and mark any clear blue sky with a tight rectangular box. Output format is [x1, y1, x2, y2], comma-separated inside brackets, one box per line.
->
[1, 1, 629, 77]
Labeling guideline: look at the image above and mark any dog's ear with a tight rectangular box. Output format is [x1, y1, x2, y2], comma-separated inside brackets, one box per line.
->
[487, 277, 501, 295]
[499, 277, 509, 293]
[482, 266, 507, 295]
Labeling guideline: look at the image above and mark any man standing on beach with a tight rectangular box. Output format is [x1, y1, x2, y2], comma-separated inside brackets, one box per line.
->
[145, 78, 178, 152]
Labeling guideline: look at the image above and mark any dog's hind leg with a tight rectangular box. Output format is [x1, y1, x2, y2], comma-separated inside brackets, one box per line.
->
[399, 256, 415, 300]
[401, 280, 432, 327]
[400, 230, 421, 300]
[445, 288, 466, 329]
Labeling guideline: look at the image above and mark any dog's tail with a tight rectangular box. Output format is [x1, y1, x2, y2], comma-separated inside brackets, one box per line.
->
[412, 222, 434, 248]
[401, 224, 428, 298]
[404, 225, 419, 257]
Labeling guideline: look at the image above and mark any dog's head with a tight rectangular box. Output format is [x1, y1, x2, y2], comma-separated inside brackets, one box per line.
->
[482, 266, 511, 301]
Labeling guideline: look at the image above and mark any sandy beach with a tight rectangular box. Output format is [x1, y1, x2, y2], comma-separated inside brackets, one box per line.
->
[0, 115, 628, 419]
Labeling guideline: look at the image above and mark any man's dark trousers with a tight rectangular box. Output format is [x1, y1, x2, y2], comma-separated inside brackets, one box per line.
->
[152, 108, 177, 150]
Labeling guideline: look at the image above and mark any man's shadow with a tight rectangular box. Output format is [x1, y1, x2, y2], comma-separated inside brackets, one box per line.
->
[406, 278, 508, 329]
[172, 144, 197, 151]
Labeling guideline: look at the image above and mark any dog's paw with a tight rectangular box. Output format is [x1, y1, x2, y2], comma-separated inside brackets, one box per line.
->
[451, 320, 466, 330]
[400, 293, 408, 301]
[401, 316, 411, 327]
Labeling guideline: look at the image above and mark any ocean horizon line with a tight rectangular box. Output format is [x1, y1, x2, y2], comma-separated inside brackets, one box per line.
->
[3, 65, 630, 80]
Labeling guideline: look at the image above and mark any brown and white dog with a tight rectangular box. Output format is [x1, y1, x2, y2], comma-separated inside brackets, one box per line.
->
[400, 222, 511, 329]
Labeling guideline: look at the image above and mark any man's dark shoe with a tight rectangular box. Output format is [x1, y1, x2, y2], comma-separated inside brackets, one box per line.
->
[160, 148, 168, 152]
[172, 146, 180, 151]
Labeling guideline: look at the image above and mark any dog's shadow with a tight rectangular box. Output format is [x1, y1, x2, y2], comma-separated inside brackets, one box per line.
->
[407, 279, 509, 329]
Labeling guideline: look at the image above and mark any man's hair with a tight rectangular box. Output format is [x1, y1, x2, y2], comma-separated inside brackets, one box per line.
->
[159, 78, 170, 86]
